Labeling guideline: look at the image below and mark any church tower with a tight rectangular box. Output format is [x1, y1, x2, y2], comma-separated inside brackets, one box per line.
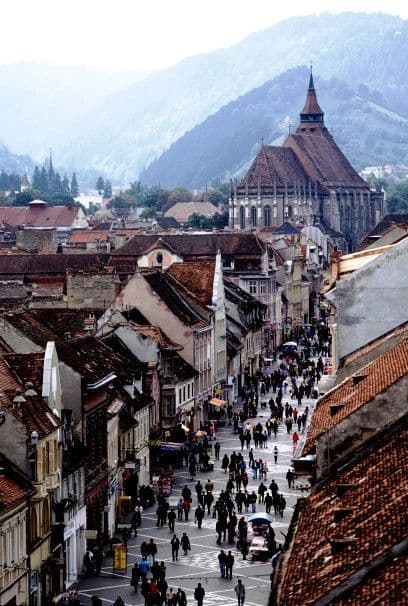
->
[298, 70, 326, 131]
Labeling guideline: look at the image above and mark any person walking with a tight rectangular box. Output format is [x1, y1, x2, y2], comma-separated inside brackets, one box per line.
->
[194, 583, 205, 606]
[221, 454, 230, 473]
[131, 562, 140, 593]
[139, 556, 150, 580]
[168, 509, 176, 532]
[292, 431, 299, 452]
[183, 498, 191, 521]
[286, 468, 296, 489]
[113, 597, 125, 606]
[177, 588, 187, 606]
[214, 441, 221, 460]
[147, 538, 157, 565]
[195, 505, 204, 528]
[181, 532, 191, 556]
[235, 580, 245, 606]
[171, 534, 180, 562]
[218, 550, 227, 578]
[226, 550, 235, 580]
[273, 446, 278, 464]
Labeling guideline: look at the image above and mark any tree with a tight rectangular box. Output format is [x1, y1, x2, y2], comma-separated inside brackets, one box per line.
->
[95, 176, 105, 194]
[32, 166, 42, 190]
[70, 173, 79, 197]
[387, 181, 408, 213]
[62, 174, 70, 193]
[39, 166, 48, 193]
[103, 179, 112, 198]
[0, 170, 9, 191]
[12, 190, 36, 206]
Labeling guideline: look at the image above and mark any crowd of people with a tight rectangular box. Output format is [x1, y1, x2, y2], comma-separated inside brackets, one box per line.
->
[84, 338, 325, 606]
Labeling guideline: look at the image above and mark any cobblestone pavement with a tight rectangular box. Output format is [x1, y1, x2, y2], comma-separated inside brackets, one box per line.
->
[78, 381, 318, 606]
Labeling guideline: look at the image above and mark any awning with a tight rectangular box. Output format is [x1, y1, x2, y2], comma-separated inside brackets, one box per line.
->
[209, 397, 227, 408]
[159, 442, 184, 453]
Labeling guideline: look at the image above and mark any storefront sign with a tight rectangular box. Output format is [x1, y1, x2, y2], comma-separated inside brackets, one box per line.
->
[113, 545, 127, 574]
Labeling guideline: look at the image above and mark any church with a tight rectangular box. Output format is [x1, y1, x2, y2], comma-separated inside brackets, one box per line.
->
[228, 72, 386, 251]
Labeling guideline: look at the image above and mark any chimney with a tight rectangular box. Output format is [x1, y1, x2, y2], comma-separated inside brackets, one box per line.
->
[12, 389, 26, 410]
[83, 312, 96, 334]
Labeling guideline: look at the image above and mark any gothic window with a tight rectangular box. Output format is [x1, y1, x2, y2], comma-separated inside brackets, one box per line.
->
[250, 206, 257, 228]
[263, 205, 271, 227]
[239, 206, 245, 229]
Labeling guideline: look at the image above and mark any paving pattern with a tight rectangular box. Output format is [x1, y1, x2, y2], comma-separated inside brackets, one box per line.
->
[77, 378, 318, 606]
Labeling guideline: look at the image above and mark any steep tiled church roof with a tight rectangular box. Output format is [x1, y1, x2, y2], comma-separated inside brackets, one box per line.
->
[240, 145, 328, 194]
[284, 131, 369, 190]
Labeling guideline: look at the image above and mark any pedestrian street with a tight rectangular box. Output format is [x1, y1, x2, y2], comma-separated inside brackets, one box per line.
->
[78, 380, 319, 606]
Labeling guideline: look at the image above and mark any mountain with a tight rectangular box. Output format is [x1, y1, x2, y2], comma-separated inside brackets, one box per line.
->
[0, 141, 34, 175]
[139, 67, 408, 188]
[0, 62, 149, 162]
[59, 12, 408, 181]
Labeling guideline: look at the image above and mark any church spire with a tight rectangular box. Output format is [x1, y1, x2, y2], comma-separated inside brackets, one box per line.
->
[299, 67, 325, 128]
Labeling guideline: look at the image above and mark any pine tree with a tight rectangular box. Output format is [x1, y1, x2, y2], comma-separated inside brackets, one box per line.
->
[70, 173, 79, 197]
[0, 170, 9, 191]
[62, 174, 70, 193]
[39, 166, 48, 193]
[32, 166, 42, 190]
[103, 179, 112, 198]
[95, 176, 104, 194]
[47, 150, 55, 182]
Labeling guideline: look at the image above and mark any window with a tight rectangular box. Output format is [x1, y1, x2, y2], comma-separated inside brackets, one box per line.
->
[260, 282, 267, 295]
[163, 396, 176, 418]
[178, 387, 182, 404]
[250, 206, 257, 228]
[249, 280, 257, 295]
[263, 205, 271, 227]
[239, 206, 245, 229]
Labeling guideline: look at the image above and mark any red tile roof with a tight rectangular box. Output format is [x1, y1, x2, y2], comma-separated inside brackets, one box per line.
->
[68, 229, 139, 244]
[0, 253, 108, 276]
[284, 131, 369, 190]
[164, 202, 218, 223]
[302, 338, 408, 456]
[277, 421, 408, 606]
[110, 232, 265, 258]
[332, 554, 408, 606]
[0, 467, 32, 511]
[0, 204, 81, 228]
[167, 261, 215, 305]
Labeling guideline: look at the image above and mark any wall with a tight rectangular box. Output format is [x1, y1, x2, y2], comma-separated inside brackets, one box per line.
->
[16, 227, 57, 254]
[66, 271, 116, 309]
[328, 240, 408, 364]
[315, 376, 408, 478]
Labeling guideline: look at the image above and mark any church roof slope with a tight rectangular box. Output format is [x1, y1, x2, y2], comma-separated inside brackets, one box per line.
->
[284, 131, 369, 190]
[240, 145, 328, 193]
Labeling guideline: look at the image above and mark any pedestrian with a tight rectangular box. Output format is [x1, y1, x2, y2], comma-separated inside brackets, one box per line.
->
[273, 446, 278, 464]
[234, 580, 245, 606]
[218, 549, 227, 578]
[91, 597, 102, 606]
[292, 431, 299, 451]
[240, 538, 249, 560]
[83, 548, 95, 576]
[222, 454, 229, 473]
[139, 556, 150, 580]
[177, 498, 184, 521]
[177, 588, 187, 606]
[181, 532, 191, 555]
[171, 534, 180, 562]
[286, 468, 295, 489]
[113, 597, 125, 606]
[131, 562, 140, 593]
[194, 583, 205, 606]
[147, 538, 157, 565]
[183, 498, 191, 521]
[214, 441, 221, 460]
[168, 509, 176, 532]
[226, 550, 235, 580]
[195, 505, 204, 528]
[158, 561, 166, 582]
[167, 587, 177, 606]
[93, 547, 103, 576]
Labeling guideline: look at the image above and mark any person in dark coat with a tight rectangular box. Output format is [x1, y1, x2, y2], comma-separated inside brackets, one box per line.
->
[225, 551, 235, 580]
[171, 534, 180, 562]
[181, 532, 191, 555]
[195, 505, 204, 528]
[194, 583, 205, 606]
[131, 562, 140, 593]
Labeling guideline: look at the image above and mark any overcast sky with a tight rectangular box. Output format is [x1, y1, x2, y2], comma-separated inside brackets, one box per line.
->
[2, 0, 407, 71]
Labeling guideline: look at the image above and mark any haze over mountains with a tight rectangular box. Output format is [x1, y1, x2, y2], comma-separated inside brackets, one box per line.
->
[0, 12, 407, 186]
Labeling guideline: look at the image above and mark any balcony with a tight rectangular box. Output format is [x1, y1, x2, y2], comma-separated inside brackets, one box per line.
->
[44, 471, 60, 491]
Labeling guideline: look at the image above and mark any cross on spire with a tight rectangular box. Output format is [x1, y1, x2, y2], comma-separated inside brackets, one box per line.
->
[287, 121, 293, 135]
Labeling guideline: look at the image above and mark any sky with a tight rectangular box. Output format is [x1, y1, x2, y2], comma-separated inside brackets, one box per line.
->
[2, 0, 407, 71]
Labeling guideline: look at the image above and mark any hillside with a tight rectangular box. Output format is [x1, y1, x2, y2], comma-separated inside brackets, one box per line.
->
[58, 12, 408, 181]
[140, 67, 408, 188]
[0, 141, 34, 175]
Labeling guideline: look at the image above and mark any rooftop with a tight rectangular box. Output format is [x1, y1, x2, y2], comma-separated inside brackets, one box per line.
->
[277, 419, 408, 606]
[164, 201, 218, 223]
[0, 204, 83, 228]
[302, 338, 408, 456]
[0, 453, 33, 512]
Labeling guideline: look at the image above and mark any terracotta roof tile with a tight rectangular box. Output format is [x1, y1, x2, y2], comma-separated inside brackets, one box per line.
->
[110, 232, 265, 258]
[128, 322, 183, 351]
[302, 338, 408, 456]
[0, 253, 108, 276]
[284, 131, 369, 190]
[164, 202, 218, 223]
[277, 422, 408, 606]
[68, 229, 139, 244]
[0, 205, 82, 228]
[167, 261, 215, 305]
[332, 554, 408, 605]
